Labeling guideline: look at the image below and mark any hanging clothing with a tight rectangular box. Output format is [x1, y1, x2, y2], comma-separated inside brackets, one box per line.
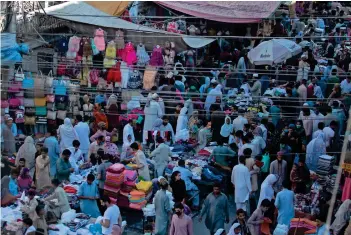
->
[136, 44, 150, 66]
[127, 70, 143, 89]
[154, 190, 172, 235]
[78, 181, 101, 218]
[143, 66, 157, 90]
[275, 188, 295, 226]
[94, 28, 105, 51]
[58, 118, 78, 151]
[122, 42, 137, 66]
[220, 116, 233, 138]
[150, 46, 164, 66]
[35, 155, 51, 190]
[199, 193, 230, 234]
[204, 84, 222, 112]
[120, 61, 130, 88]
[330, 199, 351, 235]
[16, 136, 36, 177]
[115, 30, 125, 49]
[306, 133, 326, 171]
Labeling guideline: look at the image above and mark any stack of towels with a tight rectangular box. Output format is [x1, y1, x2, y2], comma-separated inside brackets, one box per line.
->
[104, 163, 125, 203]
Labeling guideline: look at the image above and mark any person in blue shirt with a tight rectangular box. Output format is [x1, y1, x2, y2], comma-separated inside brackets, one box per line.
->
[275, 180, 295, 227]
[78, 174, 101, 218]
[43, 129, 60, 177]
[173, 159, 200, 210]
[8, 168, 20, 196]
[94, 90, 107, 105]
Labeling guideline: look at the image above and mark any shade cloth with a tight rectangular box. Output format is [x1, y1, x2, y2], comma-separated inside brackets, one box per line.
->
[85, 1, 130, 16]
[155, 1, 281, 23]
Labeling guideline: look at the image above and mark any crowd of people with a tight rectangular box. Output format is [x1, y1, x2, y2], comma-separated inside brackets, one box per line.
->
[1, 1, 351, 235]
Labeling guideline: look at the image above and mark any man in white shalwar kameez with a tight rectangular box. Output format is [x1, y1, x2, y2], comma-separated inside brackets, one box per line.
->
[123, 119, 135, 145]
[231, 155, 252, 212]
[143, 94, 163, 144]
[74, 115, 90, 160]
[232, 110, 248, 132]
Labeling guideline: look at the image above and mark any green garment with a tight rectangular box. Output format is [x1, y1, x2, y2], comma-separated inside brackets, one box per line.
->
[211, 146, 235, 167]
[56, 158, 72, 181]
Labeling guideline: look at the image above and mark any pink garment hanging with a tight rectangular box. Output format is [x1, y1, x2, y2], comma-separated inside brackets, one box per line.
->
[149, 46, 164, 66]
[94, 28, 106, 51]
[342, 177, 351, 201]
[122, 42, 137, 66]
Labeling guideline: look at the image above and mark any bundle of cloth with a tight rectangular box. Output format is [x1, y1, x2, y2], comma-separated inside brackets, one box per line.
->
[136, 180, 153, 201]
[104, 164, 125, 203]
[121, 169, 138, 193]
[129, 190, 147, 210]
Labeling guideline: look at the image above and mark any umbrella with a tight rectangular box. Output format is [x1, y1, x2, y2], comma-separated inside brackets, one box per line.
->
[248, 39, 302, 65]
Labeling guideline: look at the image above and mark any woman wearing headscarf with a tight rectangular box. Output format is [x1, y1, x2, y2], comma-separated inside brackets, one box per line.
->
[90, 122, 117, 142]
[204, 84, 222, 117]
[258, 174, 278, 206]
[251, 127, 267, 158]
[104, 136, 119, 161]
[17, 168, 33, 191]
[220, 116, 233, 143]
[306, 132, 326, 171]
[199, 76, 211, 100]
[106, 94, 119, 132]
[16, 136, 36, 177]
[143, 93, 163, 144]
[331, 199, 351, 235]
[188, 111, 199, 140]
[58, 118, 78, 151]
[93, 103, 109, 132]
[211, 104, 225, 142]
[1, 169, 20, 206]
[2, 118, 16, 155]
[176, 106, 189, 140]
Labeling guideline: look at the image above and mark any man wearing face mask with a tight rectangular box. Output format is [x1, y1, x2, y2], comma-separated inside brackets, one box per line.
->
[170, 202, 193, 235]
[269, 151, 287, 193]
[77, 174, 101, 218]
[159, 116, 175, 145]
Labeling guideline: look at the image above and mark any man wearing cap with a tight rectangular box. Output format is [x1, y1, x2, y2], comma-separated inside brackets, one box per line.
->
[228, 223, 242, 235]
[143, 93, 163, 144]
[151, 136, 173, 178]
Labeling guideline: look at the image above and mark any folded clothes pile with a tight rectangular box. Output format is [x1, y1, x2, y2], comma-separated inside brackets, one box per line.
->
[317, 155, 335, 176]
[129, 190, 147, 210]
[104, 163, 125, 203]
[121, 169, 138, 193]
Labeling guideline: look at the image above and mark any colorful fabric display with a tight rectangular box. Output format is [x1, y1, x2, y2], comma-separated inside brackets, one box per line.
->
[129, 200, 147, 210]
[121, 42, 137, 65]
[149, 46, 164, 66]
[107, 163, 125, 174]
[136, 181, 152, 193]
[94, 28, 105, 51]
[105, 172, 125, 187]
[125, 163, 137, 170]
[124, 170, 137, 181]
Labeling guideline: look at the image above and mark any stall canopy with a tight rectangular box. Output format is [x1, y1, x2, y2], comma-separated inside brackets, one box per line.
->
[33, 1, 215, 49]
[85, 1, 130, 16]
[155, 1, 281, 23]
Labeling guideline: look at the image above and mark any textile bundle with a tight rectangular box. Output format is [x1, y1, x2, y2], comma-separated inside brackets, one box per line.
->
[316, 155, 335, 176]
[128, 190, 147, 210]
[104, 163, 125, 203]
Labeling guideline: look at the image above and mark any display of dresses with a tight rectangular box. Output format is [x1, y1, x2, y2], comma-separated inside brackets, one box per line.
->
[120, 61, 130, 88]
[115, 30, 125, 49]
[136, 44, 150, 66]
[127, 70, 143, 89]
[107, 62, 122, 84]
[149, 46, 164, 66]
[122, 42, 137, 66]
[143, 66, 157, 90]
[94, 28, 106, 51]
